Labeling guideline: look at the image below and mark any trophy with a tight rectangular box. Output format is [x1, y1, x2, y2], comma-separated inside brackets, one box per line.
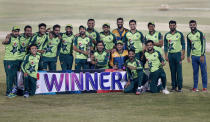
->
[87, 42, 91, 62]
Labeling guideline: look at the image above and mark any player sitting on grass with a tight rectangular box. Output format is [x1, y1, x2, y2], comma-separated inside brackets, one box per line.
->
[144, 40, 170, 94]
[110, 40, 128, 70]
[124, 49, 148, 95]
[21, 44, 40, 98]
[91, 41, 110, 69]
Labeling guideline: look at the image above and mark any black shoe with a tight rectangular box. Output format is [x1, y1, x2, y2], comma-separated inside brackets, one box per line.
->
[170, 88, 176, 92]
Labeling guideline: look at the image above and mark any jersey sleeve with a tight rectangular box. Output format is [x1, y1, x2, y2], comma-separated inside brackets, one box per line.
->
[200, 31, 205, 56]
[164, 33, 168, 53]
[180, 32, 185, 51]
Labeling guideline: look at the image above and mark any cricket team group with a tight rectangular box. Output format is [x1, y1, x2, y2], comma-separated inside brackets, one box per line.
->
[2, 18, 208, 98]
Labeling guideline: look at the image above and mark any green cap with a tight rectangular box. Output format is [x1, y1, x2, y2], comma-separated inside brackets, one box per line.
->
[66, 24, 73, 28]
[103, 23, 110, 27]
[117, 40, 124, 44]
[12, 26, 20, 31]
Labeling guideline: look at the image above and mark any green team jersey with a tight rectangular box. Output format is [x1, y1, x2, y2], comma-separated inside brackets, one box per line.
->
[60, 33, 74, 55]
[21, 53, 40, 78]
[125, 58, 143, 79]
[86, 29, 100, 43]
[187, 30, 205, 57]
[99, 32, 116, 50]
[123, 30, 144, 53]
[145, 31, 163, 55]
[94, 51, 110, 69]
[4, 35, 20, 60]
[164, 31, 185, 53]
[145, 50, 164, 72]
[30, 33, 48, 50]
[42, 35, 61, 58]
[74, 36, 92, 59]
[17, 33, 32, 60]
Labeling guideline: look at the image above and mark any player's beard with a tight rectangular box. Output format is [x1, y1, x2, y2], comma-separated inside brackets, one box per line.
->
[118, 24, 123, 29]
[191, 27, 197, 32]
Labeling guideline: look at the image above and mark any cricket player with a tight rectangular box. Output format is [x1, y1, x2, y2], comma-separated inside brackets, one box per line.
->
[17, 25, 33, 69]
[73, 25, 93, 70]
[100, 23, 116, 53]
[30, 23, 48, 70]
[91, 41, 110, 69]
[2, 26, 20, 97]
[86, 19, 100, 47]
[145, 22, 163, 55]
[123, 20, 146, 66]
[112, 17, 129, 41]
[124, 49, 148, 95]
[42, 24, 62, 71]
[164, 20, 185, 92]
[110, 40, 128, 70]
[145, 40, 169, 94]
[59, 24, 74, 71]
[21, 44, 40, 98]
[187, 20, 208, 92]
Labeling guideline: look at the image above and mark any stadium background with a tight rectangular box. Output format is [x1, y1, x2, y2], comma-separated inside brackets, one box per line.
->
[0, 0, 210, 122]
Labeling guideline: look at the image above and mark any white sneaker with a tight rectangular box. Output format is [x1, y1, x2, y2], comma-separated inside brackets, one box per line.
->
[162, 89, 170, 94]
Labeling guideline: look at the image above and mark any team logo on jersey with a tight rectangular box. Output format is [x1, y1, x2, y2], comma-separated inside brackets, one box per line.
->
[176, 35, 179, 38]
[49, 42, 52, 45]
[136, 35, 139, 38]
[79, 43, 82, 47]
[155, 36, 157, 38]
[13, 42, 17, 47]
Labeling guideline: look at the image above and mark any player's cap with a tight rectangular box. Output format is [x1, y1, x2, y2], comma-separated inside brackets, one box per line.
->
[117, 40, 124, 44]
[103, 23, 110, 27]
[12, 26, 20, 31]
[66, 24, 73, 28]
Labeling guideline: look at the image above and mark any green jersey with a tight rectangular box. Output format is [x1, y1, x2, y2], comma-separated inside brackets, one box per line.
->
[125, 58, 143, 79]
[145, 50, 164, 72]
[94, 51, 110, 69]
[42, 35, 61, 58]
[187, 30, 205, 57]
[99, 32, 116, 50]
[4, 35, 20, 60]
[86, 29, 100, 43]
[145, 31, 163, 54]
[123, 30, 144, 53]
[74, 36, 92, 59]
[17, 33, 32, 60]
[60, 33, 74, 55]
[164, 31, 185, 53]
[30, 33, 48, 50]
[21, 53, 40, 78]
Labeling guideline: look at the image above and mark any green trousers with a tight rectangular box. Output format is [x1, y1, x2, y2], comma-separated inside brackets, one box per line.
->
[75, 59, 89, 70]
[59, 54, 73, 71]
[124, 71, 148, 93]
[3, 60, 19, 95]
[149, 68, 166, 93]
[24, 75, 37, 95]
[168, 52, 183, 90]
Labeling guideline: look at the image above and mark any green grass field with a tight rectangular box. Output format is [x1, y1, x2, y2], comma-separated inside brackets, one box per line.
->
[0, 0, 210, 122]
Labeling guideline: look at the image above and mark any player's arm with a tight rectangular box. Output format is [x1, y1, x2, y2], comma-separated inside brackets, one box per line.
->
[154, 32, 163, 47]
[122, 33, 128, 50]
[140, 32, 145, 51]
[200, 32, 205, 56]
[21, 55, 30, 76]
[2, 34, 11, 45]
[164, 34, 169, 61]
[180, 32, 185, 60]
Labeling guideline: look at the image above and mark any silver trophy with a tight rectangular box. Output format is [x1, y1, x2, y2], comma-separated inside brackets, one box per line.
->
[87, 42, 91, 62]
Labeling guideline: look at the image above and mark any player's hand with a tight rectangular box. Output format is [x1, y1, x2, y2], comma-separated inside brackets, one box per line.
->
[83, 51, 89, 56]
[125, 81, 130, 88]
[181, 54, 185, 61]
[24, 73, 28, 77]
[165, 56, 169, 62]
[91, 61, 97, 65]
[127, 66, 136, 70]
[6, 34, 11, 39]
[111, 48, 116, 53]
[187, 57, 191, 63]
[113, 65, 118, 70]
[200, 56, 204, 63]
[38, 50, 45, 54]
[62, 40, 66, 43]
[161, 61, 165, 66]
[75, 33, 80, 37]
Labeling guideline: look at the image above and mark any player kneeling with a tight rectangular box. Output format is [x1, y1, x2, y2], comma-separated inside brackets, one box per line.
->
[21, 44, 40, 98]
[144, 40, 169, 94]
[124, 49, 148, 95]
